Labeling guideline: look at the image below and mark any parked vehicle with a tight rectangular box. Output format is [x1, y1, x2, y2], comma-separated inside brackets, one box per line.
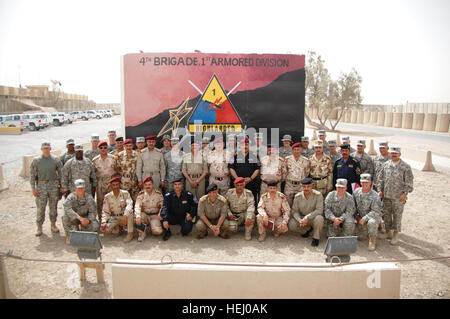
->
[0, 115, 6, 127]
[67, 112, 76, 124]
[70, 110, 89, 121]
[27, 113, 44, 131]
[87, 110, 102, 119]
[2, 114, 24, 130]
[50, 112, 66, 126]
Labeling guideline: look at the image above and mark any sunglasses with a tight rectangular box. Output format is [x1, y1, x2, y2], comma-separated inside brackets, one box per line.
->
[99, 146, 108, 149]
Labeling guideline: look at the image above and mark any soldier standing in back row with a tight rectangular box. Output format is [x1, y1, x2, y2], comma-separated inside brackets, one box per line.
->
[301, 136, 315, 158]
[342, 136, 356, 153]
[328, 140, 342, 165]
[84, 134, 100, 161]
[135, 137, 146, 152]
[351, 140, 374, 176]
[107, 130, 117, 153]
[318, 130, 330, 155]
[60, 139, 76, 165]
[30, 142, 63, 236]
[160, 134, 172, 156]
[116, 138, 140, 201]
[136, 135, 166, 191]
[62, 144, 97, 197]
[259, 144, 286, 194]
[207, 137, 233, 196]
[309, 140, 333, 197]
[376, 146, 414, 245]
[373, 141, 390, 191]
[164, 137, 184, 192]
[333, 144, 361, 194]
[284, 142, 310, 207]
[182, 140, 208, 200]
[279, 135, 293, 158]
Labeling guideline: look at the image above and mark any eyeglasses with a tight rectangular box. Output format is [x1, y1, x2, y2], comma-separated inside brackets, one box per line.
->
[99, 146, 108, 150]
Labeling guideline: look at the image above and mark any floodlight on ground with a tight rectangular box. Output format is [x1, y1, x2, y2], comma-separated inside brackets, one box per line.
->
[324, 236, 357, 263]
[69, 231, 102, 260]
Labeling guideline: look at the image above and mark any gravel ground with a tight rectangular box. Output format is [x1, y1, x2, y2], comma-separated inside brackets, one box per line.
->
[0, 118, 449, 299]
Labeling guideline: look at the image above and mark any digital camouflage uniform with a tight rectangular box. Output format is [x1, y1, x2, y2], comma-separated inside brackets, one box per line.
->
[195, 194, 230, 237]
[136, 147, 165, 191]
[353, 188, 382, 238]
[284, 155, 310, 207]
[352, 152, 375, 176]
[322, 141, 330, 155]
[116, 150, 140, 200]
[324, 191, 356, 237]
[279, 146, 292, 159]
[164, 149, 184, 192]
[288, 190, 324, 240]
[207, 149, 233, 196]
[329, 152, 342, 166]
[92, 154, 118, 221]
[373, 154, 390, 191]
[182, 152, 208, 200]
[62, 192, 99, 235]
[101, 189, 134, 234]
[376, 159, 414, 232]
[62, 157, 97, 195]
[256, 192, 290, 237]
[84, 149, 100, 161]
[309, 154, 333, 197]
[30, 155, 63, 225]
[134, 189, 164, 236]
[225, 188, 256, 239]
[302, 148, 315, 158]
[60, 152, 75, 166]
[259, 155, 286, 195]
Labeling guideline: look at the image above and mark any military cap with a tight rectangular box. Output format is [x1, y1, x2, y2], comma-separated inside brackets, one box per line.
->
[267, 180, 278, 187]
[115, 137, 124, 142]
[360, 174, 372, 183]
[213, 136, 224, 144]
[389, 146, 401, 153]
[171, 177, 183, 183]
[328, 140, 337, 146]
[281, 134, 292, 142]
[171, 137, 179, 143]
[98, 141, 108, 148]
[108, 130, 116, 135]
[342, 136, 350, 141]
[357, 140, 366, 146]
[136, 137, 145, 143]
[379, 141, 389, 148]
[143, 176, 153, 184]
[340, 144, 350, 150]
[162, 134, 171, 142]
[109, 177, 121, 184]
[292, 142, 302, 149]
[318, 130, 326, 136]
[74, 179, 86, 188]
[206, 183, 218, 193]
[91, 134, 100, 141]
[66, 139, 75, 145]
[74, 144, 83, 152]
[313, 140, 324, 147]
[123, 138, 133, 145]
[234, 177, 245, 184]
[255, 132, 264, 139]
[146, 135, 157, 140]
[300, 136, 309, 142]
[41, 141, 51, 148]
[335, 178, 348, 188]
[301, 177, 313, 185]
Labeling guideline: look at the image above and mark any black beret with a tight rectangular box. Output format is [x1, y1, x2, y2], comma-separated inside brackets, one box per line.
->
[206, 183, 218, 193]
[115, 137, 124, 142]
[301, 177, 313, 185]
[267, 180, 278, 187]
[340, 144, 350, 150]
[171, 177, 183, 183]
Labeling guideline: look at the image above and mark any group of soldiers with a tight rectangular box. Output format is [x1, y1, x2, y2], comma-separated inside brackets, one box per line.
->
[30, 129, 414, 251]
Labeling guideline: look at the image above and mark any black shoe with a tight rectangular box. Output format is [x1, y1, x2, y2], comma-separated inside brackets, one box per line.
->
[302, 228, 312, 238]
[311, 238, 319, 247]
[162, 229, 171, 241]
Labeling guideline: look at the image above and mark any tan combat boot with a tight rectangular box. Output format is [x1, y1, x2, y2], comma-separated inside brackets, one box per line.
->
[368, 236, 376, 251]
[137, 231, 146, 242]
[65, 236, 70, 245]
[386, 230, 393, 239]
[390, 231, 399, 245]
[258, 233, 266, 242]
[123, 232, 134, 243]
[51, 222, 60, 233]
[36, 224, 43, 236]
[244, 228, 252, 241]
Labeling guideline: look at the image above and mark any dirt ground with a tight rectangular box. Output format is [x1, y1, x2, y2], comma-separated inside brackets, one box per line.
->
[0, 166, 449, 299]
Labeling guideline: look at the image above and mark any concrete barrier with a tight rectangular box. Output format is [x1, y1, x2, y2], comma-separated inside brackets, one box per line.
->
[377, 112, 385, 126]
[363, 111, 371, 124]
[412, 113, 425, 130]
[369, 112, 378, 125]
[423, 113, 437, 131]
[384, 112, 393, 127]
[351, 110, 358, 123]
[336, 133, 341, 146]
[422, 151, 436, 172]
[0, 127, 21, 135]
[344, 110, 352, 123]
[392, 113, 403, 128]
[112, 260, 400, 299]
[0, 164, 8, 192]
[402, 113, 414, 129]
[435, 114, 450, 132]
[357, 111, 365, 124]
[368, 139, 377, 156]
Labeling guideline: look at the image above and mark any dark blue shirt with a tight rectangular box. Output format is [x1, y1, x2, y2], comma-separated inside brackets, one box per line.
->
[333, 156, 361, 194]
[160, 190, 198, 222]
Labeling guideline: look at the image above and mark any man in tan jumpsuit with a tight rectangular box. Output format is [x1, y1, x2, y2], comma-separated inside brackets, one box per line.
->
[284, 142, 310, 207]
[207, 137, 233, 196]
[136, 134, 166, 191]
[182, 140, 208, 200]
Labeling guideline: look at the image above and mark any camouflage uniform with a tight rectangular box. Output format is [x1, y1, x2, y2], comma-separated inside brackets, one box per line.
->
[288, 190, 324, 239]
[352, 152, 375, 176]
[376, 159, 414, 232]
[136, 147, 166, 191]
[207, 149, 233, 196]
[373, 154, 390, 191]
[330, 152, 342, 165]
[279, 146, 292, 159]
[195, 194, 230, 237]
[284, 155, 310, 207]
[101, 189, 134, 234]
[256, 192, 290, 237]
[160, 147, 172, 157]
[62, 192, 99, 235]
[30, 155, 63, 225]
[353, 188, 382, 238]
[324, 191, 356, 237]
[62, 158, 97, 195]
[164, 149, 184, 192]
[110, 148, 124, 156]
[259, 155, 286, 195]
[134, 190, 164, 235]
[309, 154, 333, 197]
[116, 150, 140, 200]
[84, 149, 100, 161]
[182, 152, 208, 200]
[225, 188, 256, 238]
[108, 143, 117, 153]
[322, 141, 330, 155]
[60, 152, 75, 166]
[92, 154, 118, 220]
[302, 148, 315, 158]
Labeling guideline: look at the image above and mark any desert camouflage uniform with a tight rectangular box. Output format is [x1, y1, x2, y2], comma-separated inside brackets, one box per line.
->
[182, 152, 208, 200]
[136, 147, 165, 191]
[30, 155, 63, 225]
[353, 188, 382, 238]
[92, 154, 118, 220]
[373, 154, 390, 191]
[225, 188, 255, 237]
[309, 154, 333, 197]
[279, 146, 292, 159]
[134, 190, 164, 235]
[288, 190, 324, 239]
[284, 155, 310, 207]
[164, 149, 184, 192]
[324, 191, 356, 237]
[116, 150, 140, 200]
[259, 155, 286, 194]
[256, 192, 290, 236]
[207, 149, 233, 196]
[376, 159, 414, 232]
[195, 194, 230, 236]
[101, 189, 134, 234]
[84, 149, 100, 161]
[352, 152, 375, 176]
[62, 157, 97, 195]
[60, 152, 75, 166]
[62, 192, 99, 235]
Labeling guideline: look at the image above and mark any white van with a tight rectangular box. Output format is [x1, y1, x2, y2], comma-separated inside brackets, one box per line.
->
[3, 114, 24, 130]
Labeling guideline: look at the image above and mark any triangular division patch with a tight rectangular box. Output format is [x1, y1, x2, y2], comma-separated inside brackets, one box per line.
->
[188, 74, 243, 133]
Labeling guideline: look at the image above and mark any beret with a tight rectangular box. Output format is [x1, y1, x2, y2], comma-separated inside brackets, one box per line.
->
[340, 144, 350, 150]
[146, 135, 157, 140]
[301, 177, 313, 185]
[171, 177, 183, 183]
[109, 177, 121, 183]
[206, 183, 218, 193]
[291, 142, 302, 149]
[123, 138, 133, 145]
[98, 141, 108, 147]
[234, 177, 245, 184]
[267, 180, 278, 187]
[143, 176, 153, 184]
[115, 137, 124, 142]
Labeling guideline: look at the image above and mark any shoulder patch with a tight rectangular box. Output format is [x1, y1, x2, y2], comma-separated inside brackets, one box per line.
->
[155, 148, 162, 153]
[138, 190, 144, 195]
[155, 190, 161, 194]
[313, 190, 321, 195]
[278, 192, 286, 199]
[218, 195, 226, 203]
[92, 154, 100, 161]
[200, 196, 207, 202]
[294, 192, 302, 197]
[140, 148, 146, 153]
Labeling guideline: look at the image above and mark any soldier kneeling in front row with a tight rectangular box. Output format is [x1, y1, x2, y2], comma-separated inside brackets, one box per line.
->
[62, 179, 100, 245]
